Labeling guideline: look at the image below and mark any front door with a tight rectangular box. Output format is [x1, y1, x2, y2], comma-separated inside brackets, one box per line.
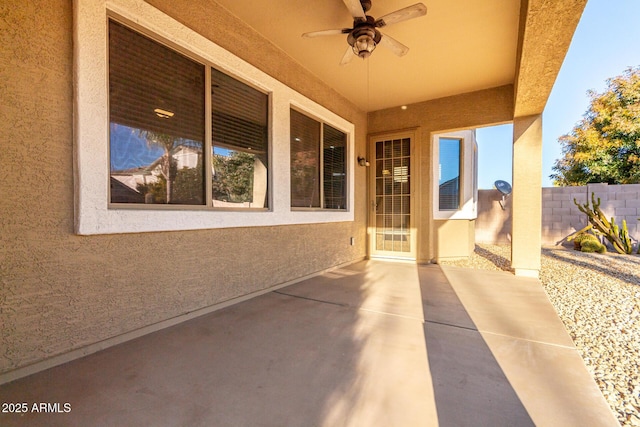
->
[369, 132, 416, 259]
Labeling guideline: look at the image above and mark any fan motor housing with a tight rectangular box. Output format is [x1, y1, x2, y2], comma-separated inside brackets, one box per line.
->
[360, 0, 372, 13]
[347, 16, 382, 46]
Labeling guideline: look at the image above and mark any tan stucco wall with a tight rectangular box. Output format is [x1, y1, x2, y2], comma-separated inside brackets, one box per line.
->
[434, 220, 476, 261]
[511, 114, 543, 276]
[508, 0, 586, 276]
[0, 0, 367, 378]
[514, 0, 588, 117]
[368, 85, 514, 262]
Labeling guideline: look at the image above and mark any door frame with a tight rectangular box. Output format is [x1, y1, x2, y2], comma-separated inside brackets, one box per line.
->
[368, 128, 420, 260]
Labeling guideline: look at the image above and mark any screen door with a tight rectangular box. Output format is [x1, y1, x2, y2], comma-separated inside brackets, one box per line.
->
[370, 135, 414, 259]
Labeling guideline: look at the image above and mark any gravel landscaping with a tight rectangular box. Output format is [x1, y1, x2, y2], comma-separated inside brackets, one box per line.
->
[440, 244, 640, 426]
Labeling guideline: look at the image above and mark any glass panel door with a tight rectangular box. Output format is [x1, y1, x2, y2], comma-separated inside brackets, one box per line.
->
[371, 136, 413, 258]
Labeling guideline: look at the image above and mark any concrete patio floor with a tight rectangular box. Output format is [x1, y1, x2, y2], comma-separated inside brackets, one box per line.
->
[0, 261, 618, 426]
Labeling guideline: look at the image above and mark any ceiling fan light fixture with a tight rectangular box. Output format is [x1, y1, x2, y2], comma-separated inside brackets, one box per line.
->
[302, 1, 426, 63]
[353, 34, 376, 58]
[349, 26, 381, 59]
[154, 108, 174, 119]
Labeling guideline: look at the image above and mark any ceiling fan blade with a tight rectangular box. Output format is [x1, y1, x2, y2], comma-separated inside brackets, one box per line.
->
[342, 0, 366, 19]
[379, 33, 410, 57]
[375, 3, 427, 27]
[302, 28, 351, 38]
[340, 46, 356, 65]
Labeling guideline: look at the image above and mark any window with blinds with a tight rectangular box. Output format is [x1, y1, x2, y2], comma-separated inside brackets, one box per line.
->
[109, 20, 205, 205]
[323, 124, 347, 209]
[108, 19, 269, 208]
[290, 109, 347, 209]
[211, 68, 268, 208]
[438, 137, 462, 210]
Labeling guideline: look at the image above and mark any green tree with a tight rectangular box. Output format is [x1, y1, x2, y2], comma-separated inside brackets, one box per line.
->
[173, 164, 204, 204]
[137, 164, 204, 205]
[138, 131, 179, 202]
[212, 151, 255, 203]
[551, 66, 640, 186]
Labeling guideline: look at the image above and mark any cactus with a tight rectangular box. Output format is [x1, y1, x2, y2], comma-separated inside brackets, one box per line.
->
[571, 230, 592, 250]
[573, 192, 635, 254]
[585, 234, 606, 253]
[620, 219, 633, 254]
[573, 232, 606, 254]
[580, 238, 606, 253]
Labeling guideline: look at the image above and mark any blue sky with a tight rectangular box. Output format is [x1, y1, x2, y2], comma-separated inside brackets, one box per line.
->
[476, 0, 640, 189]
[110, 124, 163, 171]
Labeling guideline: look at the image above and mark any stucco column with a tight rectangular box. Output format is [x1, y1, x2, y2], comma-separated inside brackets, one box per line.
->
[511, 114, 542, 277]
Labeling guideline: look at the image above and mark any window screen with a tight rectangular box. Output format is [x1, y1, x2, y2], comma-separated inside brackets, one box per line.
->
[439, 138, 462, 210]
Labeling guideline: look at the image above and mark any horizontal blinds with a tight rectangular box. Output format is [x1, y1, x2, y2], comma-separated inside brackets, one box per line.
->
[211, 68, 268, 154]
[108, 20, 205, 143]
[290, 109, 320, 208]
[323, 124, 346, 209]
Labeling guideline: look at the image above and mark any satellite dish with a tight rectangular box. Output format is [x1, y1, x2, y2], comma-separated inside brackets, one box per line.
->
[494, 180, 512, 210]
[494, 180, 512, 196]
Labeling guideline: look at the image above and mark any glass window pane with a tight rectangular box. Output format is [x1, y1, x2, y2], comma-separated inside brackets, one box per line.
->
[439, 138, 461, 210]
[383, 159, 392, 179]
[290, 110, 347, 210]
[401, 138, 410, 157]
[393, 139, 402, 157]
[323, 124, 346, 209]
[109, 20, 205, 205]
[290, 109, 320, 208]
[393, 196, 402, 214]
[211, 147, 267, 207]
[383, 140, 392, 158]
[211, 68, 269, 208]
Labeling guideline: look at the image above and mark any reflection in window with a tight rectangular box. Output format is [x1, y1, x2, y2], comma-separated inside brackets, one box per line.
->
[108, 20, 269, 208]
[211, 68, 268, 208]
[290, 110, 346, 209]
[439, 138, 461, 210]
[109, 20, 205, 205]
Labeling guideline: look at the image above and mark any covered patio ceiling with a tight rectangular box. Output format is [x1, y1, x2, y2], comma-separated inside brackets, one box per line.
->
[214, 0, 521, 112]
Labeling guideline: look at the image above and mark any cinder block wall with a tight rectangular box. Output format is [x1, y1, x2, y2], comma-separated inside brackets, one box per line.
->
[475, 189, 512, 244]
[476, 184, 640, 246]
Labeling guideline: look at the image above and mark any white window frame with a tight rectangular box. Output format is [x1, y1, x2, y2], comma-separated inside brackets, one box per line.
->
[74, 0, 354, 235]
[432, 130, 478, 220]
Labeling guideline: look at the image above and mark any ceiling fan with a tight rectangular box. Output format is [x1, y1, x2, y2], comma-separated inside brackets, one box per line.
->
[302, 0, 427, 65]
